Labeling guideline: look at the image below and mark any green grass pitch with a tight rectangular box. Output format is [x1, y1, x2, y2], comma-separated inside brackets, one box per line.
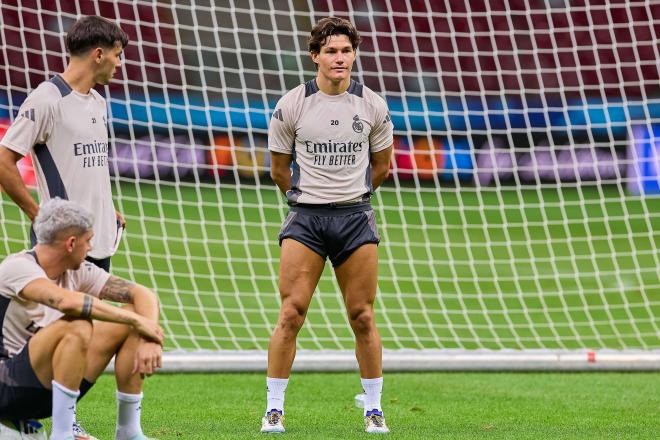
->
[1, 183, 659, 351]
[50, 371, 660, 439]
[1, 183, 659, 438]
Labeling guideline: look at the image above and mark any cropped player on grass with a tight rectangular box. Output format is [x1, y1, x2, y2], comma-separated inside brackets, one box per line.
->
[0, 198, 163, 440]
[0, 16, 131, 438]
[263, 17, 393, 434]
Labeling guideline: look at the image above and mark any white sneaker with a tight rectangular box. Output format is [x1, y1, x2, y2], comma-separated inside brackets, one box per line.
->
[364, 409, 389, 434]
[355, 392, 366, 408]
[260, 409, 285, 433]
[72, 421, 99, 440]
[0, 419, 48, 439]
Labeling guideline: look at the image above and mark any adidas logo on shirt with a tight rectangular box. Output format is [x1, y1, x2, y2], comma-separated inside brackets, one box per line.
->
[18, 108, 35, 122]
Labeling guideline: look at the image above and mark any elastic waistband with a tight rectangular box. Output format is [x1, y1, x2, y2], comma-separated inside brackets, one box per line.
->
[289, 202, 372, 216]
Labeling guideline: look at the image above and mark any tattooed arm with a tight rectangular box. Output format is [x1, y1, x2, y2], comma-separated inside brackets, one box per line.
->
[100, 275, 159, 324]
[20, 278, 163, 344]
[99, 276, 135, 303]
[99, 275, 162, 374]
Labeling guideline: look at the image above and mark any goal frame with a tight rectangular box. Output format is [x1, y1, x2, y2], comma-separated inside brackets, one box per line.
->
[152, 350, 660, 372]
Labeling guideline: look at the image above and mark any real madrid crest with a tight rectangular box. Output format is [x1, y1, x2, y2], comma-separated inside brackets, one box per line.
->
[352, 115, 364, 133]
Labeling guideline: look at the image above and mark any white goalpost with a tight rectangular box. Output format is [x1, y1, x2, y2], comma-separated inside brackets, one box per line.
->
[0, 0, 658, 371]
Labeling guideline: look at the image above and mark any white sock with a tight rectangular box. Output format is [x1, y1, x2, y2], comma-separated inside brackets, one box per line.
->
[265, 377, 289, 415]
[361, 377, 383, 416]
[50, 380, 79, 440]
[115, 391, 144, 440]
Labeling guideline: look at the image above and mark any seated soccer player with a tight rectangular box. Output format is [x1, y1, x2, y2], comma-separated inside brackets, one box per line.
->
[0, 198, 163, 440]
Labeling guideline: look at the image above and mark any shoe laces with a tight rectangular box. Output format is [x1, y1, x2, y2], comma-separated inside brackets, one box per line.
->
[72, 421, 88, 435]
[266, 409, 283, 425]
[366, 409, 385, 428]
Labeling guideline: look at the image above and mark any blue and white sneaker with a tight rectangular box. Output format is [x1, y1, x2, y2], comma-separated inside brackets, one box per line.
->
[364, 409, 389, 434]
[73, 420, 99, 440]
[0, 419, 48, 439]
[260, 409, 285, 433]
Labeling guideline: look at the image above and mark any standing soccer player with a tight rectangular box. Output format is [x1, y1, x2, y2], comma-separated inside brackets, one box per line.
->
[0, 15, 129, 439]
[262, 17, 393, 434]
[0, 15, 127, 271]
[0, 198, 162, 440]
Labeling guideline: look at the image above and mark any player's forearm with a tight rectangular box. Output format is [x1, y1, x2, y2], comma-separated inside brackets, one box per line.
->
[370, 146, 393, 191]
[270, 163, 292, 194]
[66, 293, 163, 345]
[271, 172, 291, 194]
[23, 279, 162, 344]
[269, 151, 293, 194]
[0, 147, 39, 220]
[371, 165, 390, 191]
[62, 293, 139, 326]
[33, 283, 140, 327]
[99, 276, 159, 321]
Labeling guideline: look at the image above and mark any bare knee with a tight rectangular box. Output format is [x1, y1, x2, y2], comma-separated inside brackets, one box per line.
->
[61, 318, 93, 351]
[276, 303, 307, 336]
[348, 307, 375, 336]
[90, 319, 134, 357]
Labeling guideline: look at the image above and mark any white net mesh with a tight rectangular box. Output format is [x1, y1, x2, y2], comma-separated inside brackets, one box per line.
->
[1, 1, 658, 361]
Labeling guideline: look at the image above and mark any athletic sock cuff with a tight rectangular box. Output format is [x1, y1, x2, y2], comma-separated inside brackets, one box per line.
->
[116, 390, 144, 402]
[266, 377, 289, 384]
[52, 380, 80, 398]
[360, 377, 383, 384]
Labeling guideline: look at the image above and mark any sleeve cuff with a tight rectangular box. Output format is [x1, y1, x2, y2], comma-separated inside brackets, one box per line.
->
[1, 140, 29, 157]
[268, 145, 292, 154]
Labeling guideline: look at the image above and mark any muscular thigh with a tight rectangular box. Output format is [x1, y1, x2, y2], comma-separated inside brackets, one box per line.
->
[27, 318, 85, 386]
[279, 239, 325, 307]
[334, 244, 379, 312]
[87, 319, 131, 356]
[83, 306, 134, 378]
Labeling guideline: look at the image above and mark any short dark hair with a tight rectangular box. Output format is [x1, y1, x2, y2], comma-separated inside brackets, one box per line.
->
[308, 17, 361, 53]
[65, 15, 129, 56]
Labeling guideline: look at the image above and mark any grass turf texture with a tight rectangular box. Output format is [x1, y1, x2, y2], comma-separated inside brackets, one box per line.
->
[1, 183, 659, 351]
[37, 371, 660, 439]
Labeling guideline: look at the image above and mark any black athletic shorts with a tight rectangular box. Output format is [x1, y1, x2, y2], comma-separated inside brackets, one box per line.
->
[85, 255, 111, 272]
[0, 345, 51, 420]
[278, 203, 380, 267]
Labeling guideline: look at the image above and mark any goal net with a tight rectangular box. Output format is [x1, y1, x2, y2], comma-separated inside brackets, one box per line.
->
[1, 1, 658, 370]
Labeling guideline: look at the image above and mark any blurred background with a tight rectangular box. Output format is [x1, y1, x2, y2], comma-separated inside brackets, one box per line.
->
[2, 0, 658, 187]
[0, 1, 658, 358]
